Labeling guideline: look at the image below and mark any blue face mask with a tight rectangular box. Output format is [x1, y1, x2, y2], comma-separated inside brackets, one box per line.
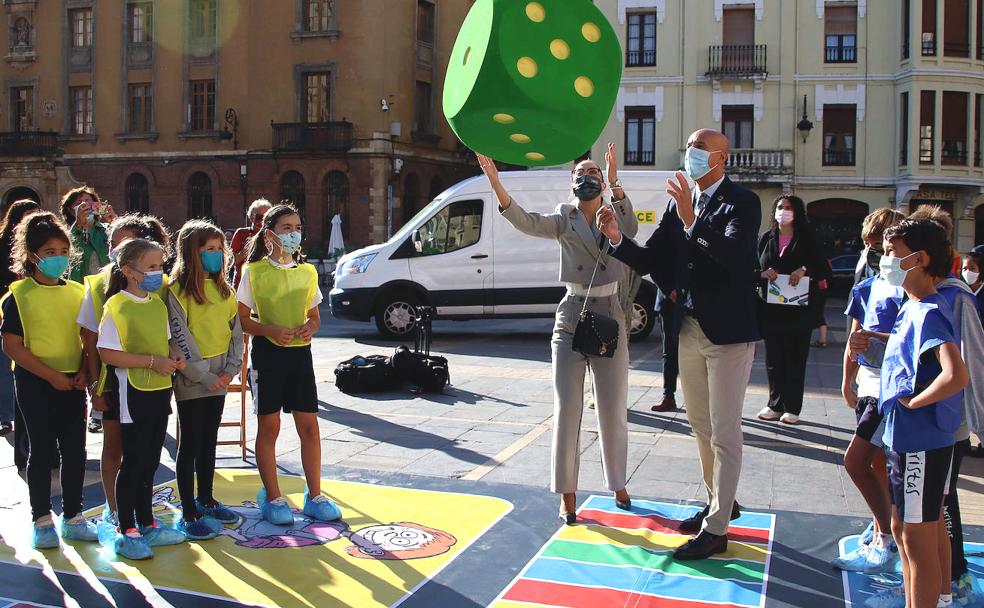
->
[36, 255, 69, 280]
[684, 146, 717, 181]
[879, 252, 917, 287]
[138, 269, 164, 292]
[278, 231, 303, 255]
[200, 250, 224, 274]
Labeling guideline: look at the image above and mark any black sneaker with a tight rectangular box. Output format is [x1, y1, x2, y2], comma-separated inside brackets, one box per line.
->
[87, 419, 102, 434]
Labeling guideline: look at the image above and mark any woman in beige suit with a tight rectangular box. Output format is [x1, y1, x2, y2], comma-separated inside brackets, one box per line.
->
[476, 145, 638, 523]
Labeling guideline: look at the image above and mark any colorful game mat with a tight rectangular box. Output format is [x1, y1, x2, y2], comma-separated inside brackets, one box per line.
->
[490, 495, 776, 608]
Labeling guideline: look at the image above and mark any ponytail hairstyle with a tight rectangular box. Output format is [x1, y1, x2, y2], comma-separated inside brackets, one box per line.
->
[173, 219, 233, 305]
[59, 186, 99, 225]
[108, 213, 171, 256]
[105, 238, 164, 299]
[10, 211, 75, 278]
[246, 203, 303, 264]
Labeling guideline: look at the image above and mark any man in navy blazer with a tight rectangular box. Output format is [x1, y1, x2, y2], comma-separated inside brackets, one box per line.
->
[599, 129, 761, 560]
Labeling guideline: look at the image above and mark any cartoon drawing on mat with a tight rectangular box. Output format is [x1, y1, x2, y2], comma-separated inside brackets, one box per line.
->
[344, 522, 457, 560]
[218, 500, 348, 549]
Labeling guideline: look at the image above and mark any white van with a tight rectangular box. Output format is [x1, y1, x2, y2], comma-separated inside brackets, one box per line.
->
[329, 170, 677, 340]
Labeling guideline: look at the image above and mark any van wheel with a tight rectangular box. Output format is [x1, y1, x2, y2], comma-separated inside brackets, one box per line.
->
[628, 300, 655, 342]
[374, 293, 420, 340]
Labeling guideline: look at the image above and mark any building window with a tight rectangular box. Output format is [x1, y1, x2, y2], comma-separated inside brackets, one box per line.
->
[626, 12, 656, 67]
[11, 87, 33, 131]
[128, 3, 153, 43]
[975, 94, 982, 167]
[188, 172, 212, 220]
[920, 90, 936, 164]
[900, 92, 909, 166]
[923, 0, 938, 55]
[326, 171, 350, 240]
[722, 105, 753, 149]
[824, 6, 857, 63]
[902, 0, 911, 58]
[70, 8, 93, 48]
[304, 0, 333, 32]
[128, 84, 153, 133]
[189, 79, 215, 131]
[822, 104, 857, 166]
[943, 0, 970, 57]
[190, 0, 217, 42]
[624, 107, 655, 165]
[415, 81, 434, 134]
[125, 173, 150, 213]
[978, 0, 983, 59]
[941, 91, 968, 165]
[417, 1, 435, 44]
[70, 86, 93, 135]
[304, 72, 330, 123]
[280, 171, 306, 214]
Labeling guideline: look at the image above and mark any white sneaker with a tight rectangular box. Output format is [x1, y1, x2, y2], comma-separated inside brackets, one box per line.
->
[757, 407, 781, 421]
[780, 413, 800, 425]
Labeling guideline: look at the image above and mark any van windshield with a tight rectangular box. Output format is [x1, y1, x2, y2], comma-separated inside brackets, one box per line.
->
[388, 198, 443, 244]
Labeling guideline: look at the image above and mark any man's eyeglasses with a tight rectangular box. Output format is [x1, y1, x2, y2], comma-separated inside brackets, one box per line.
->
[574, 167, 603, 178]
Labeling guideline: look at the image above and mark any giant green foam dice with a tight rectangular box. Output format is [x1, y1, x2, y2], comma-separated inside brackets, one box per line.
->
[443, 0, 622, 167]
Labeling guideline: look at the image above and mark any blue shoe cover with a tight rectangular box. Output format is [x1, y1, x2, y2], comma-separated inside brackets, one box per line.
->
[862, 543, 898, 575]
[32, 525, 59, 550]
[60, 516, 99, 542]
[114, 533, 153, 560]
[101, 504, 118, 526]
[178, 518, 218, 540]
[303, 490, 342, 522]
[831, 543, 869, 571]
[859, 520, 875, 545]
[863, 584, 905, 608]
[139, 525, 187, 547]
[257, 488, 293, 525]
[197, 499, 238, 524]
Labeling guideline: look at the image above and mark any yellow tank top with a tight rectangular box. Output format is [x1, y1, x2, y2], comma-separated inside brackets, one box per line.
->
[9, 279, 85, 374]
[103, 292, 172, 391]
[173, 278, 237, 358]
[85, 270, 170, 323]
[246, 259, 317, 347]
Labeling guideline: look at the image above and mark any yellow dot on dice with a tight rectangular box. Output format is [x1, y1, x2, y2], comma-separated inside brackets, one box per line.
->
[574, 76, 595, 97]
[525, 152, 545, 161]
[526, 2, 546, 22]
[550, 39, 570, 60]
[510, 133, 531, 144]
[493, 113, 516, 124]
[517, 56, 538, 78]
[582, 22, 601, 42]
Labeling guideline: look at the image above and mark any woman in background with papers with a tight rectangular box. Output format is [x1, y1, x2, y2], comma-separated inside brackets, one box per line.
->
[755, 195, 831, 425]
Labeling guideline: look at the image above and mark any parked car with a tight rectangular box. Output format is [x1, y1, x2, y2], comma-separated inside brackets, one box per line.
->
[828, 253, 861, 293]
[330, 170, 679, 341]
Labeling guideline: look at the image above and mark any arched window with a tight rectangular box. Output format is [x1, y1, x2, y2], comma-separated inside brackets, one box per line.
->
[280, 171, 306, 214]
[324, 171, 349, 239]
[428, 175, 444, 200]
[125, 173, 149, 213]
[188, 172, 212, 220]
[402, 172, 420, 226]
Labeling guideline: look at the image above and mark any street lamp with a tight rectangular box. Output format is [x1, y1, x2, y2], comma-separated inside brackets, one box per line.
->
[796, 94, 814, 143]
[221, 107, 240, 148]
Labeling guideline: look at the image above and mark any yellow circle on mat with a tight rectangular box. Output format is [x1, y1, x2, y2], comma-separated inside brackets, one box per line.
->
[510, 134, 531, 144]
[574, 76, 595, 97]
[493, 113, 516, 124]
[517, 56, 538, 78]
[526, 2, 546, 22]
[526, 152, 545, 161]
[550, 39, 570, 60]
[582, 22, 601, 42]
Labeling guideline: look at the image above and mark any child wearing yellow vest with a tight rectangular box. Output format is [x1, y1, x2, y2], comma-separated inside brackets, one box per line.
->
[237, 204, 342, 525]
[96, 238, 186, 560]
[0, 212, 98, 550]
[77, 214, 170, 528]
[167, 220, 244, 539]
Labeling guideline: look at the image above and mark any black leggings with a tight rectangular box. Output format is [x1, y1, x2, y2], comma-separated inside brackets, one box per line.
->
[176, 396, 224, 520]
[116, 386, 171, 532]
[945, 438, 970, 581]
[14, 368, 87, 522]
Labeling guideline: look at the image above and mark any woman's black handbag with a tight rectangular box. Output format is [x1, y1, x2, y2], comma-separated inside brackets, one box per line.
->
[572, 239, 620, 358]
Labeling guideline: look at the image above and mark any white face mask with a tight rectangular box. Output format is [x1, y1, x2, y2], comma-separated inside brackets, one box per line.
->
[963, 269, 981, 285]
[774, 209, 794, 225]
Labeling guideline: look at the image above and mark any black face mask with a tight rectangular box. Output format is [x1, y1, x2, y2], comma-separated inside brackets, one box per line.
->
[866, 246, 884, 270]
[572, 175, 603, 201]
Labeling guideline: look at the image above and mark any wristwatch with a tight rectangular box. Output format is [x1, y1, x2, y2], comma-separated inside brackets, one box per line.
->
[611, 179, 623, 189]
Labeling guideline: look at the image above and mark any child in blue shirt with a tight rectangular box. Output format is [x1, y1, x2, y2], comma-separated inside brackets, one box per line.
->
[870, 219, 969, 608]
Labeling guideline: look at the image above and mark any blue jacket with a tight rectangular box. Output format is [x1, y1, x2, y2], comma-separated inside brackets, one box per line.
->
[610, 176, 762, 345]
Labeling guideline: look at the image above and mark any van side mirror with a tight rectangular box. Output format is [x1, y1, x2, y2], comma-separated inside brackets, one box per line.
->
[412, 229, 423, 253]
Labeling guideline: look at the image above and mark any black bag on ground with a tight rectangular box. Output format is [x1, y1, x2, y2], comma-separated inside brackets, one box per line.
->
[391, 345, 449, 393]
[334, 354, 399, 393]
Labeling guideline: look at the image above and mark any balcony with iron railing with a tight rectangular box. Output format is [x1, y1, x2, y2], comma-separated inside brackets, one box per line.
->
[822, 148, 856, 166]
[0, 130, 60, 156]
[626, 49, 656, 67]
[675, 148, 792, 180]
[825, 45, 856, 63]
[706, 44, 767, 78]
[941, 140, 968, 165]
[271, 121, 354, 153]
[625, 149, 655, 165]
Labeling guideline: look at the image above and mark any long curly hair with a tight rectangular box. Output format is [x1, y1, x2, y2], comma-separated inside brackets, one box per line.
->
[10, 212, 76, 279]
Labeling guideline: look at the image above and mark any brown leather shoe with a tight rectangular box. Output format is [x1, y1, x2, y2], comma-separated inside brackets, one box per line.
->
[651, 396, 677, 412]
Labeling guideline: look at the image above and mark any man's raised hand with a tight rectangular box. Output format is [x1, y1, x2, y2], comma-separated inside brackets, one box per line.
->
[667, 171, 695, 227]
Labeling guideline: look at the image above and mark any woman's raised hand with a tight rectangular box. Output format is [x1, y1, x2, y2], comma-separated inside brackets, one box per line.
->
[476, 153, 500, 184]
[597, 206, 621, 244]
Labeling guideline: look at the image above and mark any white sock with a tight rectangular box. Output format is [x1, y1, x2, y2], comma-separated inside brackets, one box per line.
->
[874, 533, 893, 549]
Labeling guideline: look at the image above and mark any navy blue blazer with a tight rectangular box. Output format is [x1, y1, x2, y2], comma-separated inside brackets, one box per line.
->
[611, 176, 762, 345]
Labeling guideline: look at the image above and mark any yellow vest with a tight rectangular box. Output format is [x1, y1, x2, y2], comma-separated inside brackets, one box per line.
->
[9, 279, 85, 374]
[84, 270, 170, 323]
[103, 292, 172, 391]
[173, 279, 237, 358]
[246, 259, 317, 347]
